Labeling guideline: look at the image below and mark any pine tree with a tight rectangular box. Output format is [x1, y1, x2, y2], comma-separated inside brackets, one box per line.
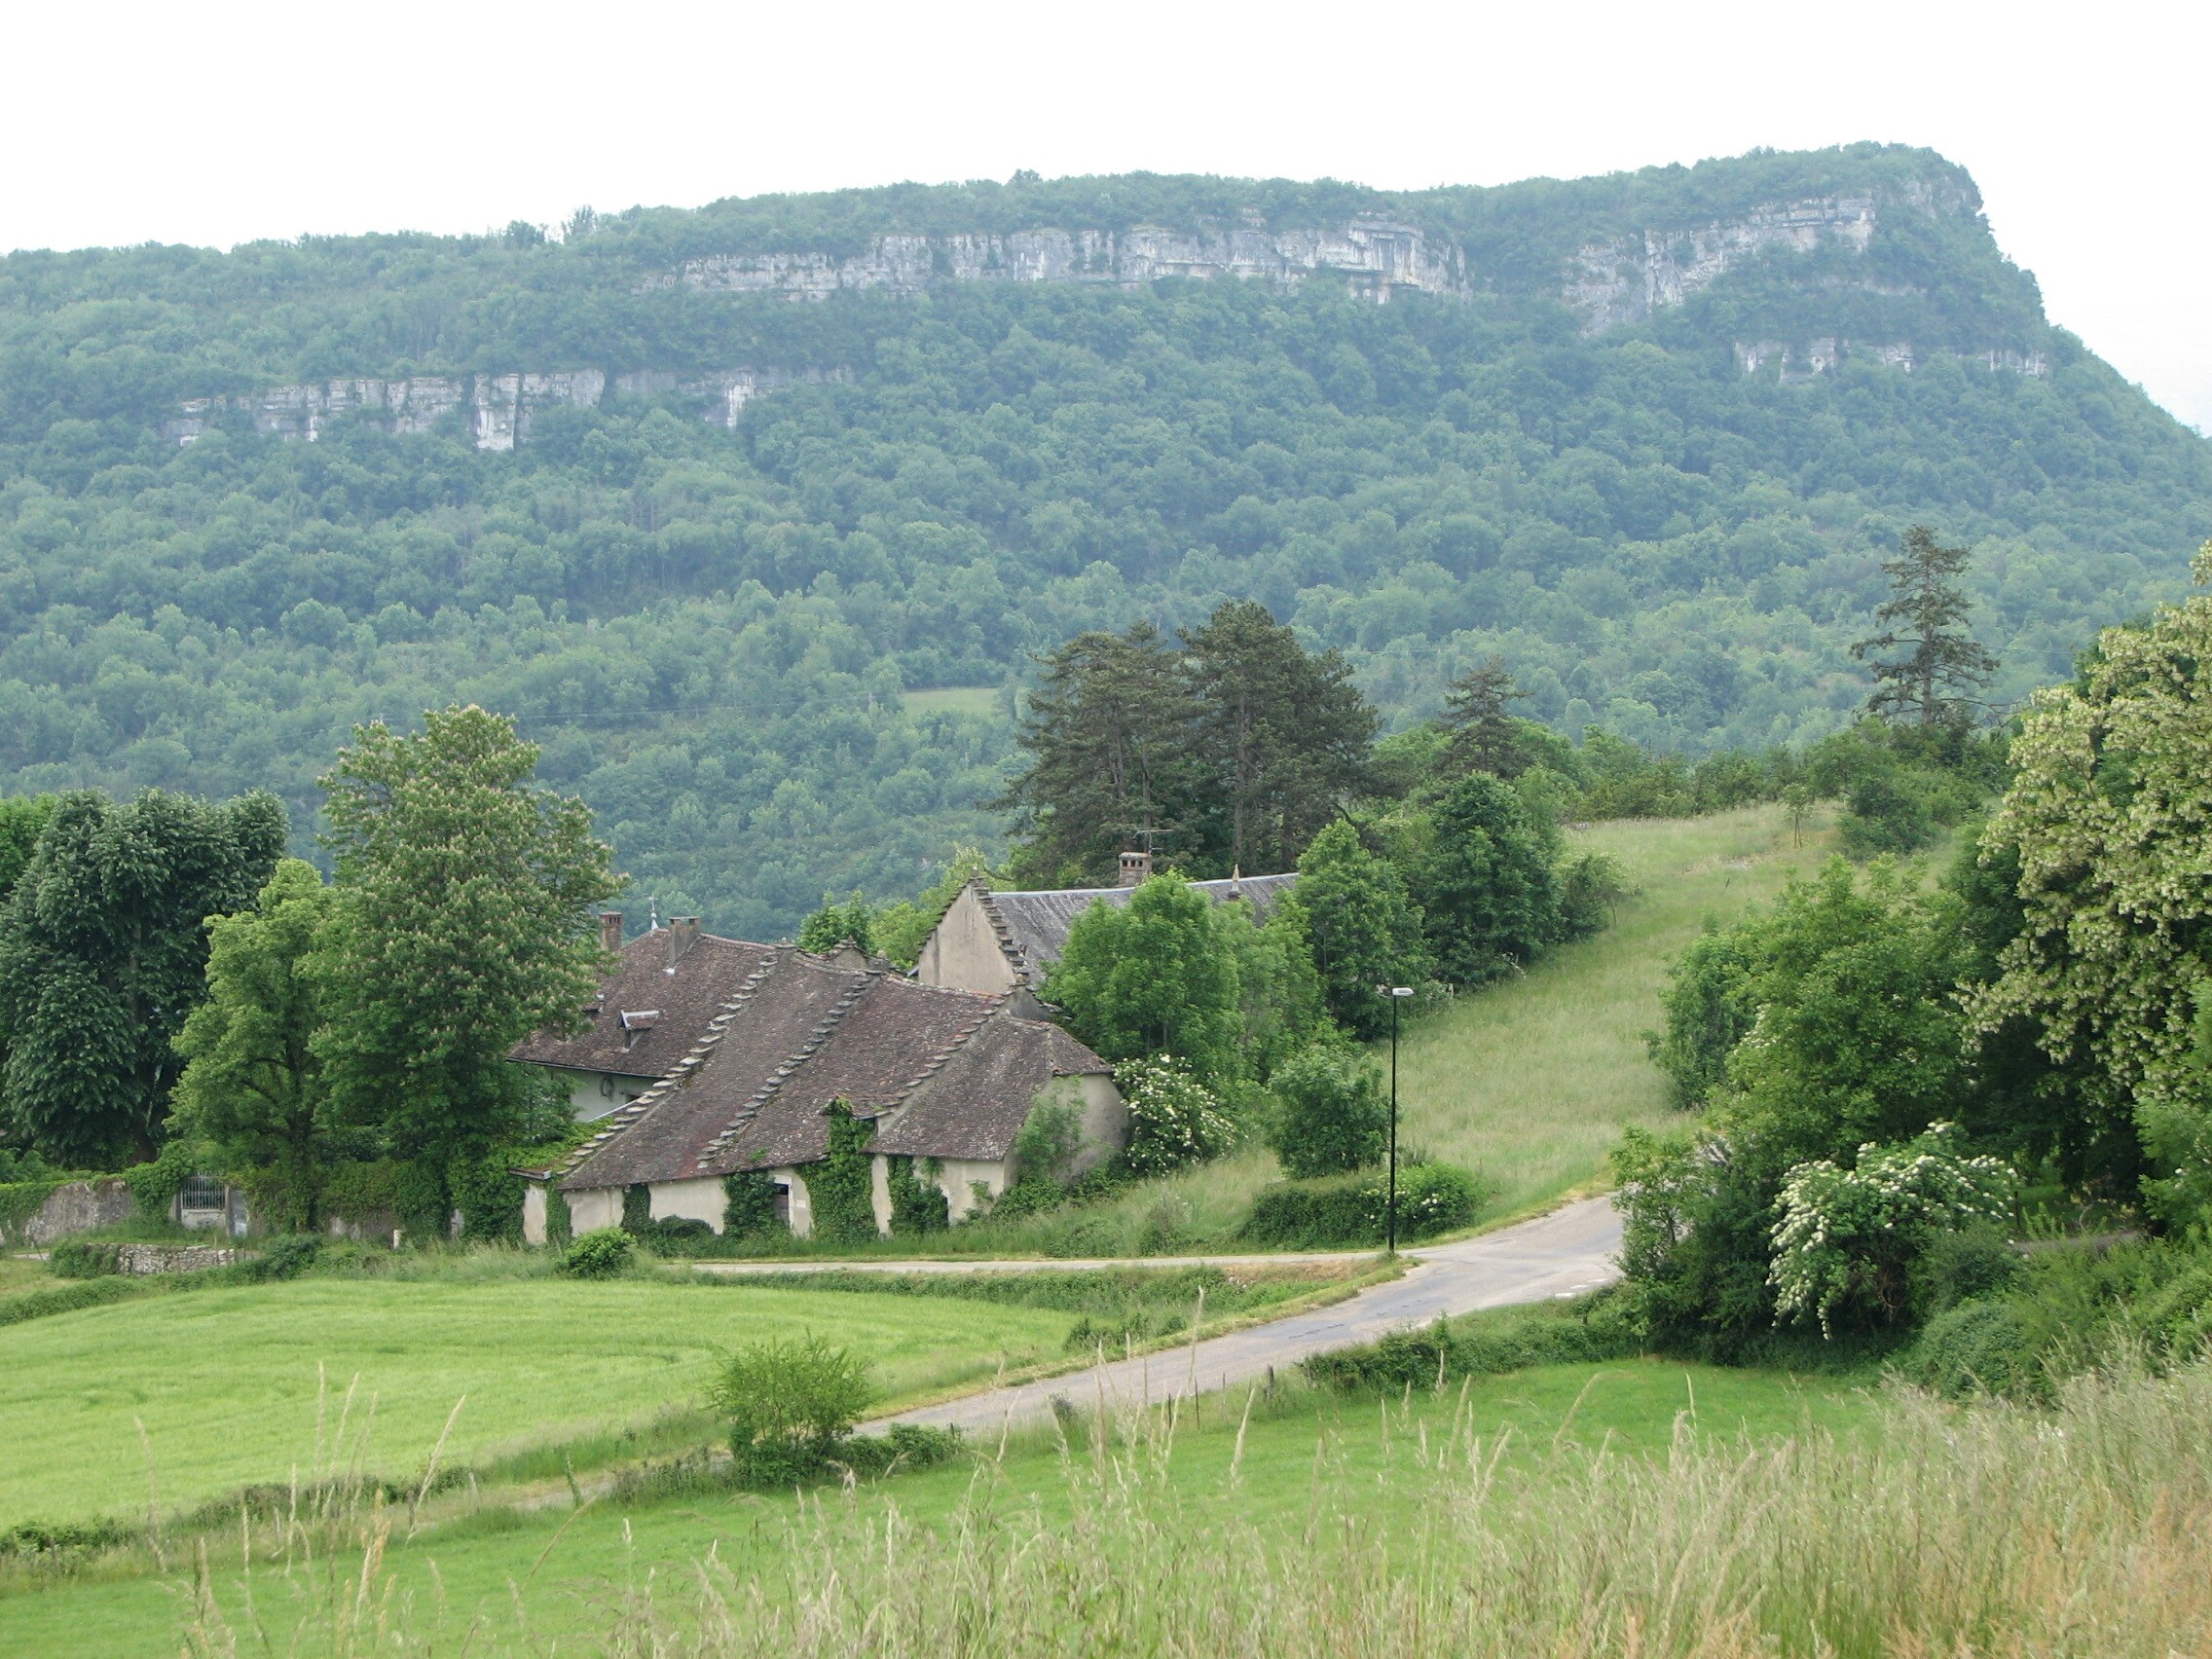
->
[1183, 601, 1375, 872]
[1441, 659, 1529, 777]
[992, 622, 1198, 885]
[1852, 527, 1999, 726]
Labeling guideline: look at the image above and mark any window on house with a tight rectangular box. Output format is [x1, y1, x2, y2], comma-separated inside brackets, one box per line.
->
[179, 1177, 225, 1213]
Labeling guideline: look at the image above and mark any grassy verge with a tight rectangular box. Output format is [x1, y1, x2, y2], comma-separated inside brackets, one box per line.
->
[0, 1351, 1884, 1657]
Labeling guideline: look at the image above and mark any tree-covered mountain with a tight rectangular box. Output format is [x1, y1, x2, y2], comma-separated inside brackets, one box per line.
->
[0, 143, 2204, 935]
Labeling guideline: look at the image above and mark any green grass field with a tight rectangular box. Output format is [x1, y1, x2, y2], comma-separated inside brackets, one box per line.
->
[1394, 801, 1836, 1214]
[0, 1354, 1880, 1657]
[0, 1278, 1076, 1529]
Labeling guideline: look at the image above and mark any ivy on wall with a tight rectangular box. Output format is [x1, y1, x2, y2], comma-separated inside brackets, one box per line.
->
[809, 1103, 879, 1244]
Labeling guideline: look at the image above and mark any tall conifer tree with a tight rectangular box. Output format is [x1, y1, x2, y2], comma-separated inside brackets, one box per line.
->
[1852, 526, 1998, 726]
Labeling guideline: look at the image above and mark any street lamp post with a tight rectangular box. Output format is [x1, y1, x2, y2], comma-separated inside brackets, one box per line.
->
[1381, 984, 1414, 1254]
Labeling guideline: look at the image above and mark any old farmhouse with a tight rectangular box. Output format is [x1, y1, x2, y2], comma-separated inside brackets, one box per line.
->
[917, 851, 1297, 995]
[522, 944, 1124, 1242]
[511, 914, 773, 1119]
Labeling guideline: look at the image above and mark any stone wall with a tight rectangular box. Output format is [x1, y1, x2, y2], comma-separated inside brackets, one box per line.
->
[105, 1242, 248, 1275]
[1, 1178, 135, 1247]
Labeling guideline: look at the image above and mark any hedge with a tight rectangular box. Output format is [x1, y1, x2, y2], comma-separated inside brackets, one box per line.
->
[1241, 1161, 1487, 1249]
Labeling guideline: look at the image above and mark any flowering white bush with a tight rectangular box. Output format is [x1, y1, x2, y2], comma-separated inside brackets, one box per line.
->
[1770, 1123, 2015, 1337]
[1115, 1056, 1235, 1176]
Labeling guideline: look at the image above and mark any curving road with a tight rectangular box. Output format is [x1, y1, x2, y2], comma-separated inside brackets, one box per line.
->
[872, 1196, 1623, 1436]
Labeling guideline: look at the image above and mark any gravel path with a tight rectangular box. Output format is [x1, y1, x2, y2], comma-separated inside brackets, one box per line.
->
[869, 1196, 1624, 1436]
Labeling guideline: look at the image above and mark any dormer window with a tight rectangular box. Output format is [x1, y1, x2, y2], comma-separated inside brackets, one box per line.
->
[619, 1009, 661, 1051]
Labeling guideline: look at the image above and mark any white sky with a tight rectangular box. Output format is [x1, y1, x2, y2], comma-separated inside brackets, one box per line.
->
[6, 1, 2209, 433]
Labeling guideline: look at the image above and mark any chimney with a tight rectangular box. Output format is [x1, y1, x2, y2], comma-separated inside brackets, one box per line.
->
[1117, 850, 1153, 888]
[665, 916, 701, 971]
[599, 910, 623, 954]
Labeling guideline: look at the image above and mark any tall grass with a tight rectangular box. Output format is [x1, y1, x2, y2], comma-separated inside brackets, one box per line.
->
[175, 1358, 2212, 1656]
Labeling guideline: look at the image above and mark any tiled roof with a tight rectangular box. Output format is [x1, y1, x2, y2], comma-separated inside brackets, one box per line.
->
[984, 871, 1298, 985]
[872, 1016, 1109, 1162]
[509, 927, 775, 1081]
[557, 949, 1112, 1191]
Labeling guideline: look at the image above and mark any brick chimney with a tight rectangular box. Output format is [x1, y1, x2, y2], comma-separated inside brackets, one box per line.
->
[599, 910, 623, 953]
[665, 916, 701, 970]
[1117, 850, 1153, 888]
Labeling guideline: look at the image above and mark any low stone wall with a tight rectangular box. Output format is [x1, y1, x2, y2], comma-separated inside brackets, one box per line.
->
[108, 1243, 247, 1275]
[1, 1178, 135, 1246]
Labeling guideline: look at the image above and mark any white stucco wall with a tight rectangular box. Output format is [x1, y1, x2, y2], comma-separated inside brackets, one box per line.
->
[548, 1067, 650, 1122]
[933, 1157, 1009, 1221]
[522, 1183, 548, 1246]
[650, 1176, 727, 1232]
[566, 1187, 622, 1235]
[915, 887, 1021, 994]
[772, 1167, 814, 1237]
[869, 1156, 894, 1235]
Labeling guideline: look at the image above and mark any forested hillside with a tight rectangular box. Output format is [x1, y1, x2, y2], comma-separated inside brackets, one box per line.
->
[1, 142, 2205, 934]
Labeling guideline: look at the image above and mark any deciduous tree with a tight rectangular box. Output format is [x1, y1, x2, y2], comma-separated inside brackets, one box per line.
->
[0, 788, 285, 1165]
[312, 707, 620, 1203]
[1289, 821, 1428, 1038]
[1044, 873, 1243, 1087]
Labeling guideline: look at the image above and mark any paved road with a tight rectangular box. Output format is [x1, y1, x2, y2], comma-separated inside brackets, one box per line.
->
[872, 1196, 1623, 1437]
[696, 1249, 1379, 1277]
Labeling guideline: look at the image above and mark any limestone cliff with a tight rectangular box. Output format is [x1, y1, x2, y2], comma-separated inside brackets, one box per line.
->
[644, 216, 1465, 305]
[166, 365, 848, 450]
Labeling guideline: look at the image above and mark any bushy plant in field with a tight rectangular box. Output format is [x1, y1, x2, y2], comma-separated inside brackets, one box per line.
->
[1266, 1044, 1387, 1178]
[1770, 1124, 2016, 1336]
[709, 1335, 875, 1489]
[47, 1239, 121, 1279]
[1898, 1299, 2045, 1398]
[559, 1227, 634, 1278]
[1243, 1161, 1485, 1248]
[1117, 1057, 1235, 1176]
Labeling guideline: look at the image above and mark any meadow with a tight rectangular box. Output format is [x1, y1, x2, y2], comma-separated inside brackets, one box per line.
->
[0, 1353, 1883, 1657]
[0, 1276, 1077, 1530]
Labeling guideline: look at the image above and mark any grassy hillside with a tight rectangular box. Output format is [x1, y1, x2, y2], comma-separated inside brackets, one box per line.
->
[1396, 800, 1840, 1213]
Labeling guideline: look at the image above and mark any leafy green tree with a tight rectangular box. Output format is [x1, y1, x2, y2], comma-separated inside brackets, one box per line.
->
[1440, 659, 1530, 778]
[1215, 895, 1328, 1079]
[0, 788, 285, 1165]
[1267, 1044, 1388, 1177]
[995, 622, 1199, 886]
[0, 795, 55, 902]
[1851, 525, 1999, 726]
[1972, 553, 2212, 1223]
[796, 891, 876, 954]
[1183, 601, 1377, 873]
[1290, 822, 1429, 1039]
[170, 861, 339, 1231]
[312, 707, 620, 1202]
[1645, 926, 1761, 1111]
[1045, 873, 1243, 1087]
[1417, 773, 1564, 985]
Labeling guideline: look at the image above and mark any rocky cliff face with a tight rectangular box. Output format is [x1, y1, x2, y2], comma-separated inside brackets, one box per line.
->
[1732, 338, 2048, 381]
[645, 215, 1465, 305]
[166, 365, 848, 450]
[1561, 179, 1970, 333]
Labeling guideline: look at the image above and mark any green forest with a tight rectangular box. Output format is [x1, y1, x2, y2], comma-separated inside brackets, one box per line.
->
[0, 142, 2206, 933]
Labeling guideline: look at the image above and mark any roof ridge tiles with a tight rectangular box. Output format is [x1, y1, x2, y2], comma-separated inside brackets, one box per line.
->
[555, 948, 785, 1181]
[697, 967, 878, 1169]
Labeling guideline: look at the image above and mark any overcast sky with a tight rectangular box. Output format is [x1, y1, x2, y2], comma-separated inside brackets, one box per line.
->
[8, 2, 2207, 434]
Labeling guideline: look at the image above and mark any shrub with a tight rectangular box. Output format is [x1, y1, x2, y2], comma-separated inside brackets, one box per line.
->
[709, 1334, 875, 1488]
[1012, 1094, 1085, 1186]
[560, 1227, 635, 1278]
[1242, 1161, 1486, 1248]
[887, 1156, 949, 1235]
[1913, 1222, 2023, 1316]
[1770, 1124, 2017, 1336]
[986, 1178, 1065, 1223]
[229, 1235, 323, 1283]
[1899, 1299, 2046, 1399]
[638, 1216, 715, 1253]
[47, 1239, 122, 1279]
[123, 1138, 200, 1221]
[1306, 1291, 1644, 1389]
[1266, 1044, 1387, 1178]
[620, 1183, 653, 1235]
[1117, 1056, 1235, 1176]
[837, 1422, 964, 1479]
[722, 1169, 780, 1236]
[451, 1154, 526, 1242]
